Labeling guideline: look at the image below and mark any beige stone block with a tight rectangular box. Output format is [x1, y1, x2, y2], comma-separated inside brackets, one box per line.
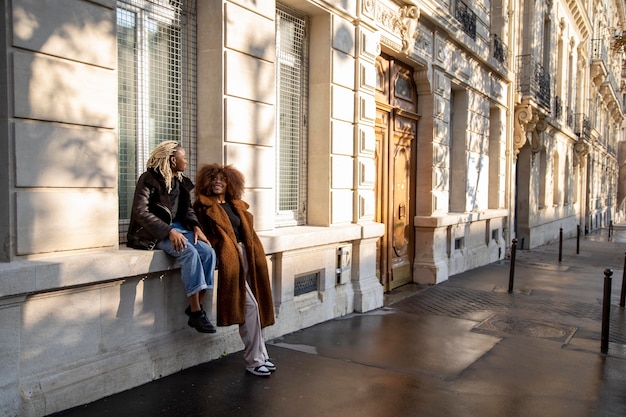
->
[225, 50, 275, 104]
[359, 28, 379, 59]
[225, 2, 275, 61]
[0, 301, 20, 388]
[16, 190, 118, 255]
[21, 289, 104, 377]
[360, 61, 376, 90]
[15, 121, 116, 188]
[102, 272, 189, 351]
[332, 16, 355, 56]
[13, 51, 116, 128]
[331, 155, 353, 189]
[358, 190, 375, 219]
[224, 143, 274, 189]
[331, 190, 353, 223]
[243, 188, 274, 232]
[334, 0, 357, 16]
[359, 93, 376, 122]
[331, 85, 354, 122]
[225, 97, 275, 146]
[332, 50, 355, 89]
[230, 0, 275, 20]
[331, 120, 354, 155]
[13, 0, 115, 69]
[359, 127, 375, 155]
[358, 158, 375, 187]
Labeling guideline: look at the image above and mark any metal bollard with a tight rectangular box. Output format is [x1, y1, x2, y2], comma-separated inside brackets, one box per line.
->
[508, 239, 518, 294]
[601, 268, 613, 354]
[576, 225, 580, 255]
[558, 227, 563, 262]
[619, 253, 626, 307]
[609, 221, 614, 239]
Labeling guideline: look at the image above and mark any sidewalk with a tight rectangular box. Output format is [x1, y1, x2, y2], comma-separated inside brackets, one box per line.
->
[51, 227, 626, 417]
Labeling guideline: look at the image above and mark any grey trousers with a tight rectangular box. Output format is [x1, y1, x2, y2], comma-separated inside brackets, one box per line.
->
[237, 243, 270, 368]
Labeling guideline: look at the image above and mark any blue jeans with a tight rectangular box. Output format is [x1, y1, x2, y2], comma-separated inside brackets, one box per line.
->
[156, 222, 216, 297]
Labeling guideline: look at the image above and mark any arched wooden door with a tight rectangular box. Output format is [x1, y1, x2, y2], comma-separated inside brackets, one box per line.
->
[375, 55, 418, 292]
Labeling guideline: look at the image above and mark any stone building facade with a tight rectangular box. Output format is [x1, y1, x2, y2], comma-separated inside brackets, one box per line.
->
[514, 0, 624, 247]
[0, 0, 623, 416]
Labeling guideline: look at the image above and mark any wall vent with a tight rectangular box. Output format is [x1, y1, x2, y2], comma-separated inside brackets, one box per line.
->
[294, 271, 320, 296]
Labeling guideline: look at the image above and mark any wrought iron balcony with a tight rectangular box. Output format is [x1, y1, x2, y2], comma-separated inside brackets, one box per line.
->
[554, 96, 562, 119]
[516, 55, 551, 110]
[591, 39, 608, 62]
[566, 107, 575, 129]
[455, 0, 477, 41]
[573, 113, 591, 139]
[491, 34, 508, 67]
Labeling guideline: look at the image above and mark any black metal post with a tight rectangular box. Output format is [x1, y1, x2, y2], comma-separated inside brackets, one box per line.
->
[576, 225, 580, 255]
[558, 227, 563, 262]
[619, 253, 626, 307]
[609, 221, 613, 239]
[601, 268, 613, 354]
[508, 239, 518, 294]
[520, 237, 524, 250]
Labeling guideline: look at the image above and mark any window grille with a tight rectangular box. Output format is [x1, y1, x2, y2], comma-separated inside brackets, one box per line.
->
[275, 6, 308, 226]
[117, 0, 197, 240]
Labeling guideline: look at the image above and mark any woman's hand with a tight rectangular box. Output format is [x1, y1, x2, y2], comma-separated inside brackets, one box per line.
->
[168, 229, 187, 253]
[194, 226, 210, 246]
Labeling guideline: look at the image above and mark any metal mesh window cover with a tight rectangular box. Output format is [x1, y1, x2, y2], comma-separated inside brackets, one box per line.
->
[294, 271, 320, 297]
[117, 0, 197, 240]
[276, 6, 308, 226]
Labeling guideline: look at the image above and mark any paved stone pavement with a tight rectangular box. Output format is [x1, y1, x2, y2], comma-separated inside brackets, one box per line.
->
[50, 226, 626, 417]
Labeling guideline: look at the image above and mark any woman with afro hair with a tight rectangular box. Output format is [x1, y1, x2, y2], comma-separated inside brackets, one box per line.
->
[193, 163, 276, 377]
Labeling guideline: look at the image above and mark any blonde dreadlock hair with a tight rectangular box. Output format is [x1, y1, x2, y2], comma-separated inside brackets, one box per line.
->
[146, 140, 183, 193]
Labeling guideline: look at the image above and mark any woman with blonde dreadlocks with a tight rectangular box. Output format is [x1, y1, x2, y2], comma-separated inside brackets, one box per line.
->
[127, 141, 217, 333]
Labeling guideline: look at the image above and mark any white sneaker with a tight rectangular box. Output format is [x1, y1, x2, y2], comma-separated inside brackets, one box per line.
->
[264, 360, 276, 372]
[246, 365, 271, 376]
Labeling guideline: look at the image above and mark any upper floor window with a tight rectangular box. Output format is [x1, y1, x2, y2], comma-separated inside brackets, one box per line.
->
[117, 0, 197, 236]
[275, 5, 309, 226]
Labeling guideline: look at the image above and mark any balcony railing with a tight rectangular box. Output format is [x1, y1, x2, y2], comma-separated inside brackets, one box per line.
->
[573, 113, 591, 139]
[491, 34, 508, 67]
[554, 96, 563, 119]
[516, 55, 551, 109]
[591, 39, 608, 62]
[566, 107, 575, 129]
[455, 0, 477, 40]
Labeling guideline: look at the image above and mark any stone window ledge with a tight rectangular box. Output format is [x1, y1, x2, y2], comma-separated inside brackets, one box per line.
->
[258, 223, 384, 254]
[0, 248, 178, 300]
[0, 222, 384, 300]
[414, 209, 510, 228]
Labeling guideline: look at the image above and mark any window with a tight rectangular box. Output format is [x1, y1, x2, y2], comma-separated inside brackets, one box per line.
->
[275, 5, 309, 226]
[552, 152, 559, 206]
[117, 0, 196, 237]
[538, 149, 547, 208]
[449, 86, 468, 212]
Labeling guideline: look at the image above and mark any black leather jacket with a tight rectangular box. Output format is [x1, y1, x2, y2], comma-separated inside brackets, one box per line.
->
[126, 168, 200, 250]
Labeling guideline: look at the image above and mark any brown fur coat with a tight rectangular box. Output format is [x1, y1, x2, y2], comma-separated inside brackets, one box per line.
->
[193, 195, 275, 328]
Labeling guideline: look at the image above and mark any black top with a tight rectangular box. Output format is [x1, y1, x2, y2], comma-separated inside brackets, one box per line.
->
[221, 202, 242, 242]
[169, 178, 180, 221]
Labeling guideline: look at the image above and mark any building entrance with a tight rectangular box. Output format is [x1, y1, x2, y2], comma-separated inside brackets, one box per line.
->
[374, 55, 419, 292]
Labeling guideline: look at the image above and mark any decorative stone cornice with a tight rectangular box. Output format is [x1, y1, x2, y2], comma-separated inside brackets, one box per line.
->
[513, 103, 549, 159]
[530, 115, 548, 155]
[398, 5, 420, 55]
[513, 104, 538, 158]
[375, 1, 420, 57]
[573, 139, 590, 167]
